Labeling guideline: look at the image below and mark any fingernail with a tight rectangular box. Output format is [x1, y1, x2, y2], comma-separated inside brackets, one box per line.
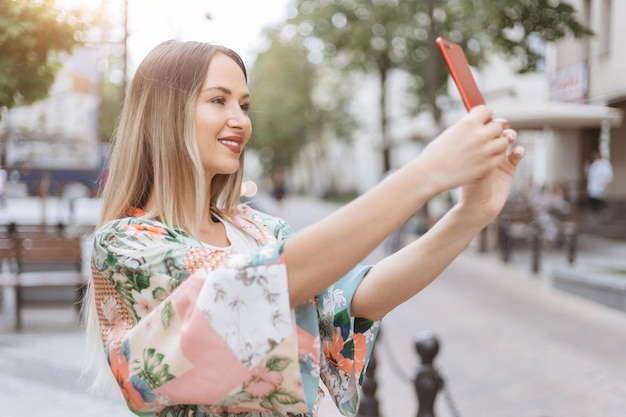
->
[493, 117, 509, 126]
[506, 130, 516, 143]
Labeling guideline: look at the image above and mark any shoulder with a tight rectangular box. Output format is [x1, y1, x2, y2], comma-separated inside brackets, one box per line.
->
[92, 216, 203, 273]
[234, 204, 295, 241]
[94, 216, 193, 251]
[96, 216, 179, 237]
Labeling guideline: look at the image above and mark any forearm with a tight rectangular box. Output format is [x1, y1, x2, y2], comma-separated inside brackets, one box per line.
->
[284, 159, 440, 306]
[283, 106, 510, 307]
[350, 204, 489, 320]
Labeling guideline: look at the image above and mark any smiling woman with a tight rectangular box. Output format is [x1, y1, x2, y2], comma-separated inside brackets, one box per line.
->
[81, 37, 524, 417]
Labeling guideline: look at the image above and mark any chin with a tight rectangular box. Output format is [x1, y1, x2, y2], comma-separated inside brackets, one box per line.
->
[214, 165, 241, 176]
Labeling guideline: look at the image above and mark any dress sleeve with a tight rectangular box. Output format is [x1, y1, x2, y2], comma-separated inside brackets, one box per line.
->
[91, 218, 310, 415]
[316, 264, 382, 416]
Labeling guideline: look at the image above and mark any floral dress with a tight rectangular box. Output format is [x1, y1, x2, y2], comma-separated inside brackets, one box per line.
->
[91, 205, 381, 417]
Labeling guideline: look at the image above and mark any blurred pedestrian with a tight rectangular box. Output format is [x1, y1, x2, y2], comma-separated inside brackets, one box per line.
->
[586, 150, 613, 216]
[83, 40, 524, 417]
[529, 183, 570, 247]
[270, 165, 287, 212]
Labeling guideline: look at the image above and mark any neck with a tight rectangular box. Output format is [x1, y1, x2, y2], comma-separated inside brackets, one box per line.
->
[142, 185, 216, 227]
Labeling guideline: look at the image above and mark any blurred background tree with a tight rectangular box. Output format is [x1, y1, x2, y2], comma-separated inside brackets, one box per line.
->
[0, 0, 88, 166]
[249, 27, 356, 179]
[0, 0, 87, 114]
[284, 0, 592, 173]
[249, 36, 316, 174]
[92, 8, 127, 144]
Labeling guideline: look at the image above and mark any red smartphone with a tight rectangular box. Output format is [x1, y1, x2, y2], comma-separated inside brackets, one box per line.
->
[436, 37, 485, 111]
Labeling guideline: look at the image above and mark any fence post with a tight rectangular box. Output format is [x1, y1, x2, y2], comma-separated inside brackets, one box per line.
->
[530, 220, 542, 274]
[477, 226, 487, 253]
[414, 330, 443, 417]
[498, 216, 512, 263]
[564, 222, 577, 265]
[356, 341, 381, 417]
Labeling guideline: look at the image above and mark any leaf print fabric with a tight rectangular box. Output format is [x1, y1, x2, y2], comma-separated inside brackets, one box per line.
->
[316, 266, 380, 416]
[90, 206, 380, 417]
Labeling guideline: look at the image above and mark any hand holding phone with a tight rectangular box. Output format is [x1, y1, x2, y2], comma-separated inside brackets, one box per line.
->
[436, 37, 485, 111]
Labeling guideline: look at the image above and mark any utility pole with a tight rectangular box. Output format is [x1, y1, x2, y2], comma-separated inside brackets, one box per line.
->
[122, 0, 129, 95]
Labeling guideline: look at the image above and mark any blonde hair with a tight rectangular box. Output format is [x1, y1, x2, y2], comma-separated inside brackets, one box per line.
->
[83, 40, 249, 393]
[98, 39, 248, 233]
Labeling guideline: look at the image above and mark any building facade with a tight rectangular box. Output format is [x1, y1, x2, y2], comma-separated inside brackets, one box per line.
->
[546, 0, 625, 203]
[0, 47, 102, 196]
[294, 1, 625, 213]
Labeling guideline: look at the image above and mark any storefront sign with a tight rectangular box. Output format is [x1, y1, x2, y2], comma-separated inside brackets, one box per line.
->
[549, 62, 588, 102]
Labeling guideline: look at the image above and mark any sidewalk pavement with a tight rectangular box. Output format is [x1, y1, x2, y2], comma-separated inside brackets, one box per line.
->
[1, 194, 625, 417]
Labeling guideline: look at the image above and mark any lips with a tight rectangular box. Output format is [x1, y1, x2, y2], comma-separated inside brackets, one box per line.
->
[218, 137, 242, 154]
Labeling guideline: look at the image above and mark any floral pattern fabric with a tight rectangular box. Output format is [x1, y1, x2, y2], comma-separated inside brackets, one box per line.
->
[91, 205, 380, 417]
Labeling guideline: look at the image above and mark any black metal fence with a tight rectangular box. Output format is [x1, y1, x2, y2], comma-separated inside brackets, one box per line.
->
[356, 329, 460, 417]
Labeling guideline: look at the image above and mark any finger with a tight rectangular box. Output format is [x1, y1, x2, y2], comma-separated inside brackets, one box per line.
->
[490, 134, 510, 154]
[468, 104, 494, 124]
[508, 145, 525, 166]
[476, 124, 502, 145]
[492, 117, 510, 130]
[503, 128, 517, 144]
[477, 115, 510, 142]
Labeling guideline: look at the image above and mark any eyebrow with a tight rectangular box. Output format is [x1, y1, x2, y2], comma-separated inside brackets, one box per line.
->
[202, 86, 250, 99]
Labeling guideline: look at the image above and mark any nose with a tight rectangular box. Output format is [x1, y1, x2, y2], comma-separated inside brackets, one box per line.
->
[227, 106, 250, 130]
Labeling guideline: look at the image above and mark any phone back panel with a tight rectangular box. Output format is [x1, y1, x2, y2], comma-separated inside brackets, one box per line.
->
[436, 37, 485, 111]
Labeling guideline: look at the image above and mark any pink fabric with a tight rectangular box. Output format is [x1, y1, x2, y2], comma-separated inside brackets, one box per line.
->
[154, 275, 251, 403]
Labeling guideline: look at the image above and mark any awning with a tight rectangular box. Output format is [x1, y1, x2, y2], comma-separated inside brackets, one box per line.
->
[495, 101, 623, 130]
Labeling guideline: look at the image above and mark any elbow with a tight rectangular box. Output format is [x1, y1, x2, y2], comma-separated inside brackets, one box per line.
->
[360, 311, 386, 322]
[350, 298, 388, 322]
[350, 276, 392, 321]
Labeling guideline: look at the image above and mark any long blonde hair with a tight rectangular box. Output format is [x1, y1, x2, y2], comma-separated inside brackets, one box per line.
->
[98, 39, 248, 233]
[83, 40, 249, 393]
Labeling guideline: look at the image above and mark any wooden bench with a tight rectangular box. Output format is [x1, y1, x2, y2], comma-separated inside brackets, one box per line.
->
[0, 223, 89, 331]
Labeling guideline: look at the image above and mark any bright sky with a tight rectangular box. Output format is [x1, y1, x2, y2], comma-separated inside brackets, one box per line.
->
[56, 0, 292, 70]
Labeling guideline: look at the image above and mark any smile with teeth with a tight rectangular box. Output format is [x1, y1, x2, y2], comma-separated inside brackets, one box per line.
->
[218, 138, 242, 154]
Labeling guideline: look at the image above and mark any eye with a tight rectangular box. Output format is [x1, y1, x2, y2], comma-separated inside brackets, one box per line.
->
[209, 96, 226, 105]
[240, 102, 250, 113]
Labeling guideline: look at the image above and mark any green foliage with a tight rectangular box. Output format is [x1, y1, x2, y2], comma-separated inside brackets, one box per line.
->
[291, 0, 426, 74]
[482, 0, 594, 73]
[98, 77, 124, 142]
[249, 32, 357, 174]
[287, 0, 593, 130]
[0, 0, 87, 112]
[249, 38, 314, 172]
[251, 0, 592, 177]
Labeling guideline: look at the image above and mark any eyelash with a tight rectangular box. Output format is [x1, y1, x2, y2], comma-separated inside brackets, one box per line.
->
[210, 97, 250, 113]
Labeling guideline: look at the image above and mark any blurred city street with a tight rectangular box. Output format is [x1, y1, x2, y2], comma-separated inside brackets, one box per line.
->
[0, 194, 625, 417]
[3, 1, 626, 417]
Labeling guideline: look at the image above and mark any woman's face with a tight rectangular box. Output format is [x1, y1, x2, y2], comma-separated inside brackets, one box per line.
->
[195, 53, 251, 178]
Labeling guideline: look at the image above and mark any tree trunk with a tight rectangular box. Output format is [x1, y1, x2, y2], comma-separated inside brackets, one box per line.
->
[378, 65, 391, 174]
[427, 0, 444, 133]
[421, 0, 443, 228]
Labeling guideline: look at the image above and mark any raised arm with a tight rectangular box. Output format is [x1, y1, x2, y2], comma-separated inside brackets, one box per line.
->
[283, 105, 513, 307]
[351, 134, 525, 320]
